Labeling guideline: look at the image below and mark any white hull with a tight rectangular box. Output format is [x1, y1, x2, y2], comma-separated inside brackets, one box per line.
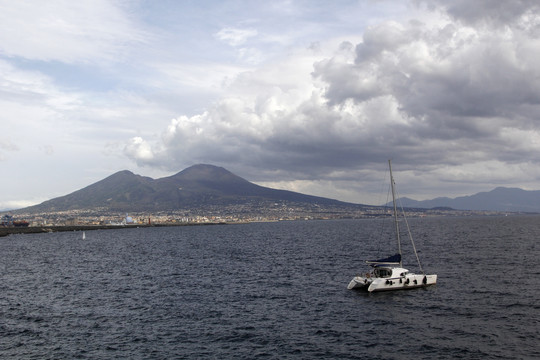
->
[347, 276, 372, 290]
[348, 273, 437, 292]
[347, 161, 437, 292]
[368, 274, 437, 292]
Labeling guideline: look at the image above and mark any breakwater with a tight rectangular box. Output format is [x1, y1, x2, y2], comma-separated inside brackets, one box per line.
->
[0, 222, 227, 237]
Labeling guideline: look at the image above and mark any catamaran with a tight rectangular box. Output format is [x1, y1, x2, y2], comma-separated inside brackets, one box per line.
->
[347, 160, 437, 292]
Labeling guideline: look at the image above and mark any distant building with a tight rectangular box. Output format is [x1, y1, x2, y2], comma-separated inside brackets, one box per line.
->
[1, 214, 13, 226]
[1, 214, 29, 227]
[64, 218, 77, 226]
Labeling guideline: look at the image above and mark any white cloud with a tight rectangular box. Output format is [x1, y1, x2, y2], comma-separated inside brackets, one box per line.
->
[0, 59, 82, 144]
[3, 0, 540, 207]
[0, 0, 147, 64]
[124, 136, 155, 162]
[123, 3, 540, 203]
[215, 27, 258, 46]
[0, 139, 19, 151]
[0, 198, 49, 211]
[146, 62, 249, 94]
[0, 139, 19, 161]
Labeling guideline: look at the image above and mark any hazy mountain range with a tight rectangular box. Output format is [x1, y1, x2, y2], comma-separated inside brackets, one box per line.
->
[8, 164, 540, 214]
[393, 187, 540, 213]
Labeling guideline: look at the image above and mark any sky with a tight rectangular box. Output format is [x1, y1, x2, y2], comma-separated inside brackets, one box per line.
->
[2, 0, 540, 209]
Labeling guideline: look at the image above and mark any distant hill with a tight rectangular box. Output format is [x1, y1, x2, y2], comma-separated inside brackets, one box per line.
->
[393, 187, 540, 213]
[17, 164, 359, 213]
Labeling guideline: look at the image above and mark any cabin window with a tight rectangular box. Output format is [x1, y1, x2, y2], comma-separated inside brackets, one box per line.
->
[374, 268, 392, 278]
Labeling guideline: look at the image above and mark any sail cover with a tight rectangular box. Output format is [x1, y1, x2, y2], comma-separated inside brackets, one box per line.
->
[366, 254, 401, 266]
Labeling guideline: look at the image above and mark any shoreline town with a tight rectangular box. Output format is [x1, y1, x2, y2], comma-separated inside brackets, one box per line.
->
[1, 202, 528, 237]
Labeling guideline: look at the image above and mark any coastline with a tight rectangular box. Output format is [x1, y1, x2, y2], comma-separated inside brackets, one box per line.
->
[0, 222, 227, 237]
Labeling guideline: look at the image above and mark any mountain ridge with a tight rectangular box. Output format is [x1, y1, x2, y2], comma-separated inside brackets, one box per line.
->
[393, 187, 540, 213]
[17, 164, 358, 213]
[10, 164, 540, 214]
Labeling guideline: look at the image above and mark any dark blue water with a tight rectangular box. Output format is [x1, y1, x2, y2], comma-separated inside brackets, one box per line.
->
[0, 216, 538, 359]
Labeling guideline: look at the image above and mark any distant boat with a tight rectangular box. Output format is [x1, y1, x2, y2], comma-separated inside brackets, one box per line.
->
[82, 231, 86, 240]
[347, 160, 437, 292]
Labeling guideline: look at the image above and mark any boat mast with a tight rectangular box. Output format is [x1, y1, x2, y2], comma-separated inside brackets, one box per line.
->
[388, 159, 403, 267]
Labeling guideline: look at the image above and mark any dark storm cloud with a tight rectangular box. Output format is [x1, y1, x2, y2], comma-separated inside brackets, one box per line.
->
[125, 0, 540, 202]
[422, 0, 540, 27]
[313, 10, 540, 167]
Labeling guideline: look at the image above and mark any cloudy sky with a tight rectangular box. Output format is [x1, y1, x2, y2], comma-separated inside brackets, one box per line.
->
[2, 0, 540, 209]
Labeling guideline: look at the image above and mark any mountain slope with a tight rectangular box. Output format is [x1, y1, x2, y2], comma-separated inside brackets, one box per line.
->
[20, 164, 353, 213]
[395, 187, 540, 212]
[26, 170, 157, 212]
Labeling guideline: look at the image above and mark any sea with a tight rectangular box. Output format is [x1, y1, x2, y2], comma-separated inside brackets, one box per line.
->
[0, 216, 538, 359]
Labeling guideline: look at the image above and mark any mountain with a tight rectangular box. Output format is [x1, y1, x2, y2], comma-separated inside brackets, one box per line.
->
[393, 187, 540, 212]
[18, 164, 356, 213]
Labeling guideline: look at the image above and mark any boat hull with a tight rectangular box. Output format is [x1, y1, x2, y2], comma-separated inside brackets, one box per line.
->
[347, 276, 372, 290]
[347, 161, 438, 293]
[367, 274, 437, 292]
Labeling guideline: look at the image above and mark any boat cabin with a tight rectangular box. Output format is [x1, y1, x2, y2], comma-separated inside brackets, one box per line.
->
[373, 267, 392, 278]
[373, 266, 409, 279]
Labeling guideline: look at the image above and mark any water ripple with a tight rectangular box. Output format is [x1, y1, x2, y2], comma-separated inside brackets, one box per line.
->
[0, 217, 538, 359]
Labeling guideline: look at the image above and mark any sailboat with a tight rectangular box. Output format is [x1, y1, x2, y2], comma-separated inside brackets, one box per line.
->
[347, 160, 437, 292]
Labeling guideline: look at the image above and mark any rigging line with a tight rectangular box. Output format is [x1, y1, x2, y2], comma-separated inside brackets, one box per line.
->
[394, 181, 425, 274]
[376, 165, 390, 208]
[375, 166, 391, 257]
